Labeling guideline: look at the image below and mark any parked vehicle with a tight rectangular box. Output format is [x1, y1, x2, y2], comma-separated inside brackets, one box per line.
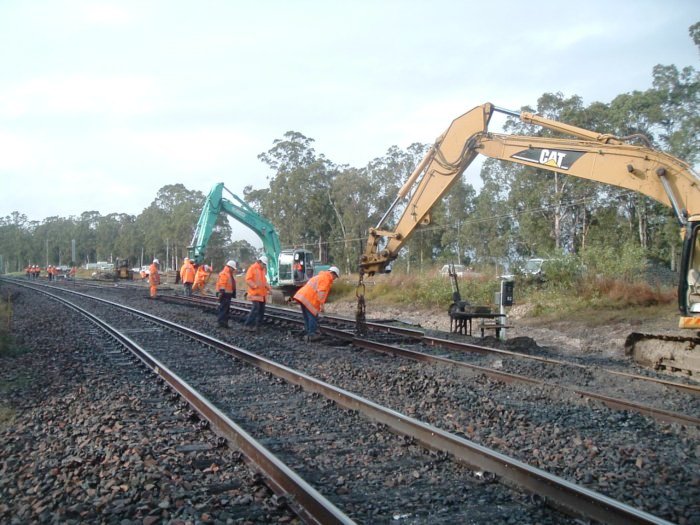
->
[440, 264, 465, 278]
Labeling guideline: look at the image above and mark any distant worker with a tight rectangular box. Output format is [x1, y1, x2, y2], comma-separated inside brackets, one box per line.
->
[192, 264, 211, 295]
[180, 257, 196, 297]
[148, 259, 161, 299]
[47, 265, 53, 281]
[293, 259, 304, 281]
[293, 266, 340, 342]
[215, 260, 237, 328]
[243, 255, 271, 333]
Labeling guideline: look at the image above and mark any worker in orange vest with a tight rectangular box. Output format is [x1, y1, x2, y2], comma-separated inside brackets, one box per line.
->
[192, 264, 211, 295]
[243, 255, 271, 333]
[180, 257, 196, 297]
[293, 266, 340, 342]
[148, 259, 161, 298]
[215, 260, 237, 328]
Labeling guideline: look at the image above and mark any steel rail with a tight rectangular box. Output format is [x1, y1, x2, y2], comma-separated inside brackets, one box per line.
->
[320, 326, 700, 428]
[17, 282, 355, 525]
[17, 280, 700, 425]
[22, 283, 674, 525]
[160, 291, 700, 397]
[130, 291, 700, 426]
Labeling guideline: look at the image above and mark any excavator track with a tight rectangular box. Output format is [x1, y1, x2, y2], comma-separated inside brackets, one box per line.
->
[625, 332, 700, 377]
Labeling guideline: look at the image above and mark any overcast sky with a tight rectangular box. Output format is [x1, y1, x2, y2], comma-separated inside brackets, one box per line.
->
[1, 0, 698, 247]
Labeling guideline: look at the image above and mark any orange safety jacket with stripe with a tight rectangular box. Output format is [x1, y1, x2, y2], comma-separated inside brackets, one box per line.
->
[293, 271, 335, 317]
[215, 266, 236, 293]
[245, 261, 270, 302]
[148, 264, 160, 285]
[194, 266, 210, 287]
[180, 261, 195, 284]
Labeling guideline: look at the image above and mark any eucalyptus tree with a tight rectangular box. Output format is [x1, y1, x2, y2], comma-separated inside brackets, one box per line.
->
[0, 212, 34, 271]
[136, 184, 206, 268]
[248, 131, 337, 262]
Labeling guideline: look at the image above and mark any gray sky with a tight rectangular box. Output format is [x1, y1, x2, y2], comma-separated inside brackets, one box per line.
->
[1, 0, 698, 247]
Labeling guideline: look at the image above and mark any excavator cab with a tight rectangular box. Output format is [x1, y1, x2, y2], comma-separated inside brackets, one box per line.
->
[678, 221, 700, 318]
[278, 249, 314, 287]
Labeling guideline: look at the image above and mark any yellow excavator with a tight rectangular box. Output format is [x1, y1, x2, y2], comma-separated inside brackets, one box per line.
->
[357, 102, 700, 376]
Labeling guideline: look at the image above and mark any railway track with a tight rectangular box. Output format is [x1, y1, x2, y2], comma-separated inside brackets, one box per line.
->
[152, 291, 700, 426]
[2, 277, 698, 523]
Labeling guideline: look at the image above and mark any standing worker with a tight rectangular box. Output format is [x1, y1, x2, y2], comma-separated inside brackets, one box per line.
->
[192, 264, 211, 295]
[180, 257, 196, 297]
[148, 259, 161, 299]
[215, 260, 237, 328]
[293, 266, 340, 342]
[243, 255, 271, 333]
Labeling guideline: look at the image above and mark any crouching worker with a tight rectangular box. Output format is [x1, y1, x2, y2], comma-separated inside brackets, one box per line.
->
[293, 266, 339, 342]
[216, 260, 237, 328]
[192, 264, 211, 294]
[243, 255, 271, 333]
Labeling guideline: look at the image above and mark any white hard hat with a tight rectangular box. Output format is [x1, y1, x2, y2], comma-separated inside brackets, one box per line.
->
[153, 258, 159, 264]
[329, 266, 340, 276]
[226, 260, 237, 269]
[204, 265, 210, 271]
[259, 255, 268, 265]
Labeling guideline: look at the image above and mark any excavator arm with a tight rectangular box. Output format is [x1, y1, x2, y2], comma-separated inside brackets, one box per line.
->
[358, 102, 700, 375]
[360, 102, 700, 275]
[188, 183, 281, 285]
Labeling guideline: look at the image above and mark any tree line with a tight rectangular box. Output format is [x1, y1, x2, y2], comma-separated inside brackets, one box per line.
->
[1, 25, 698, 276]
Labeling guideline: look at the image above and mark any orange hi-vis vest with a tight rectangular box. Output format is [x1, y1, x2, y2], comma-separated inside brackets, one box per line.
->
[180, 261, 195, 284]
[215, 266, 236, 293]
[194, 266, 210, 287]
[293, 271, 334, 316]
[245, 261, 270, 302]
[148, 264, 160, 285]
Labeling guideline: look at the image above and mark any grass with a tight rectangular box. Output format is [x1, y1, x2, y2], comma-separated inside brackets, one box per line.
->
[329, 271, 678, 325]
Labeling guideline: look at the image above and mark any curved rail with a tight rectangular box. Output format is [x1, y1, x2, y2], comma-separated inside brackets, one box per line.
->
[3, 278, 677, 525]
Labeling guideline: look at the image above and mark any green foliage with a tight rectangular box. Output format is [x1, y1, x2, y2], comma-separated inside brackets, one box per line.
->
[537, 255, 586, 289]
[580, 242, 647, 281]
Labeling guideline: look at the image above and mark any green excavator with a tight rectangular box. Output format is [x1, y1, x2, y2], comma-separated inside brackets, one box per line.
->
[188, 183, 315, 300]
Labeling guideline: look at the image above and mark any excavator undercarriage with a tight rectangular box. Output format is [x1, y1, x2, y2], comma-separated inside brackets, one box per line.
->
[625, 332, 700, 377]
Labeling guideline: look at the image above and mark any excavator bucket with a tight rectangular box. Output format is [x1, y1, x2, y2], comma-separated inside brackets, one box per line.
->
[625, 332, 700, 377]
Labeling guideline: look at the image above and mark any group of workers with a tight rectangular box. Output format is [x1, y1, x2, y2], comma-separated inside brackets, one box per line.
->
[24, 265, 75, 280]
[148, 255, 340, 341]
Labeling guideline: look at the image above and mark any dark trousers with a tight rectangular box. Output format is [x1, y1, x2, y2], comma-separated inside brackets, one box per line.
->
[300, 304, 318, 335]
[217, 292, 233, 326]
[183, 282, 193, 296]
[244, 301, 265, 327]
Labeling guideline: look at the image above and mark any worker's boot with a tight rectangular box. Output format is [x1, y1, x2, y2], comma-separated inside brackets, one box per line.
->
[307, 333, 322, 342]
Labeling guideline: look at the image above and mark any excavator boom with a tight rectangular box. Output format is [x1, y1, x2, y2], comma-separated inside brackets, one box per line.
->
[359, 102, 700, 376]
[188, 183, 282, 285]
[360, 103, 699, 276]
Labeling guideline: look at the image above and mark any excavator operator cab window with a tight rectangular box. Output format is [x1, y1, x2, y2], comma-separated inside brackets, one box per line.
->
[686, 227, 700, 313]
